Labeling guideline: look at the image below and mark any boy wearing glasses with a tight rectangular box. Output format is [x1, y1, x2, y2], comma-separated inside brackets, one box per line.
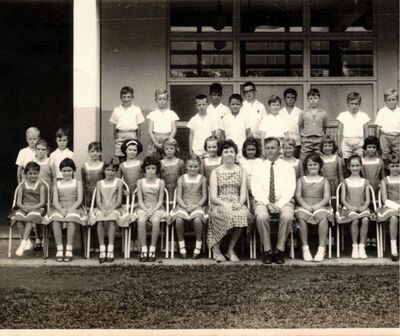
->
[241, 82, 266, 142]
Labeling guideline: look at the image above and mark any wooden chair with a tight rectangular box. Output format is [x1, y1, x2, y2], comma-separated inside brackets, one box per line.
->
[8, 179, 51, 259]
[87, 178, 130, 259]
[335, 182, 380, 258]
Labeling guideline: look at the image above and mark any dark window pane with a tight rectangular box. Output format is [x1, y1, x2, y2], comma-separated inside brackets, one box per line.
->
[240, 41, 303, 77]
[311, 0, 373, 32]
[170, 0, 233, 33]
[170, 41, 233, 78]
[310, 40, 373, 77]
[240, 0, 303, 33]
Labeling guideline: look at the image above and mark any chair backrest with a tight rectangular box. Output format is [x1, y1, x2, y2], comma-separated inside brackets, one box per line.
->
[11, 182, 25, 209]
[40, 179, 51, 213]
[378, 189, 382, 207]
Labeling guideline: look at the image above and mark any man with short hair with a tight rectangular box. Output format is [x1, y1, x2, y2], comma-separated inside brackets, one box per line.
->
[251, 137, 296, 264]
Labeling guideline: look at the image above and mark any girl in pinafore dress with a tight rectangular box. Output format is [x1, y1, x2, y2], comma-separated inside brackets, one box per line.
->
[45, 158, 87, 262]
[200, 135, 221, 183]
[208, 140, 252, 263]
[238, 137, 263, 211]
[89, 160, 129, 263]
[11, 162, 46, 256]
[160, 138, 185, 205]
[361, 136, 385, 247]
[336, 155, 371, 259]
[33, 139, 52, 250]
[377, 155, 400, 261]
[170, 154, 207, 259]
[320, 135, 344, 198]
[282, 137, 303, 180]
[136, 156, 166, 262]
[119, 139, 143, 194]
[295, 153, 333, 262]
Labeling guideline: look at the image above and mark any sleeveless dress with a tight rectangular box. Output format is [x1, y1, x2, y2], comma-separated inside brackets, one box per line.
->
[377, 176, 400, 221]
[135, 178, 166, 221]
[283, 158, 301, 179]
[88, 179, 129, 227]
[120, 160, 142, 194]
[321, 154, 340, 197]
[11, 181, 46, 225]
[201, 157, 221, 182]
[362, 157, 384, 196]
[207, 167, 252, 248]
[81, 162, 104, 207]
[160, 158, 185, 202]
[295, 176, 333, 225]
[170, 174, 206, 222]
[45, 179, 87, 225]
[336, 178, 371, 224]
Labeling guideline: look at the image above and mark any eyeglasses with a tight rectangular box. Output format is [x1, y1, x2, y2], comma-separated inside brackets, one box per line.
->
[243, 89, 255, 94]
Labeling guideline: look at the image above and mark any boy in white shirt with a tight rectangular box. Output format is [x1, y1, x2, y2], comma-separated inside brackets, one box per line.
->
[241, 82, 266, 140]
[280, 88, 302, 158]
[259, 95, 289, 155]
[187, 94, 217, 157]
[375, 89, 400, 161]
[49, 128, 74, 181]
[337, 92, 370, 161]
[220, 94, 251, 157]
[207, 83, 230, 140]
[15, 127, 40, 183]
[147, 89, 179, 158]
[109, 86, 145, 162]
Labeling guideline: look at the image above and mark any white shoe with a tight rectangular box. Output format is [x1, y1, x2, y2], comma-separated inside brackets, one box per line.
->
[16, 240, 27, 256]
[359, 245, 368, 259]
[351, 245, 359, 259]
[314, 247, 325, 262]
[302, 245, 313, 262]
[24, 239, 33, 251]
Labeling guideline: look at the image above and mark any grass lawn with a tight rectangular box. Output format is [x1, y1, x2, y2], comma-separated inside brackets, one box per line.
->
[0, 265, 398, 329]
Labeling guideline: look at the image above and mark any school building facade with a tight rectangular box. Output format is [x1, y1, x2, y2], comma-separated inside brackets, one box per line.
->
[88, 0, 400, 163]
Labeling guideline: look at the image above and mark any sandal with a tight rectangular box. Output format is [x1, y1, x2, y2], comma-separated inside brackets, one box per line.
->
[148, 251, 156, 262]
[179, 247, 187, 259]
[212, 247, 226, 263]
[99, 251, 106, 264]
[56, 250, 64, 262]
[106, 251, 114, 263]
[139, 252, 148, 262]
[64, 250, 73, 262]
[192, 247, 201, 260]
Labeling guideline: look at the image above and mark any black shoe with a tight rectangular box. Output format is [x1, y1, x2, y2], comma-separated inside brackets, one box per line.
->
[139, 252, 148, 262]
[275, 250, 285, 264]
[391, 254, 399, 262]
[262, 251, 274, 265]
[148, 252, 156, 262]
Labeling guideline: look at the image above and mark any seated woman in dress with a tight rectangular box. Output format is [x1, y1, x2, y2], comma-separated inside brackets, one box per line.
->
[207, 139, 252, 263]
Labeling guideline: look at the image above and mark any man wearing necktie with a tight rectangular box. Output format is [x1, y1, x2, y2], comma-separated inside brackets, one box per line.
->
[251, 137, 296, 264]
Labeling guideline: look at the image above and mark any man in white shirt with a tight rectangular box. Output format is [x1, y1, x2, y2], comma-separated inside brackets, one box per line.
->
[251, 137, 296, 264]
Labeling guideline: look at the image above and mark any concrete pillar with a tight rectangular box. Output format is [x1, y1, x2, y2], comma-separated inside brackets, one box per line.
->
[73, 0, 100, 172]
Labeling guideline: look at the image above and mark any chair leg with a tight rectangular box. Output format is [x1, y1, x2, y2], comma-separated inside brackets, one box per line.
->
[375, 223, 380, 258]
[202, 223, 207, 253]
[290, 230, 294, 259]
[383, 225, 386, 254]
[44, 225, 49, 259]
[341, 227, 344, 251]
[328, 227, 332, 259]
[165, 223, 169, 259]
[127, 226, 132, 259]
[86, 226, 91, 259]
[249, 232, 253, 259]
[336, 225, 340, 258]
[171, 224, 175, 259]
[124, 228, 129, 259]
[8, 225, 13, 258]
[253, 230, 257, 259]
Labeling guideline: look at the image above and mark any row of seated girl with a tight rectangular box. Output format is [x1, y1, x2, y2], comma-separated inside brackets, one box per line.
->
[11, 136, 399, 263]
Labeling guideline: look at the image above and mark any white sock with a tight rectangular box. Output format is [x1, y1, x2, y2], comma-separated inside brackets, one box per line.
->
[66, 244, 73, 252]
[359, 243, 365, 251]
[57, 244, 63, 252]
[352, 243, 358, 250]
[178, 240, 185, 249]
[141, 246, 148, 253]
[391, 240, 398, 255]
[99, 245, 106, 252]
[149, 245, 156, 253]
[108, 244, 114, 252]
[195, 240, 202, 249]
